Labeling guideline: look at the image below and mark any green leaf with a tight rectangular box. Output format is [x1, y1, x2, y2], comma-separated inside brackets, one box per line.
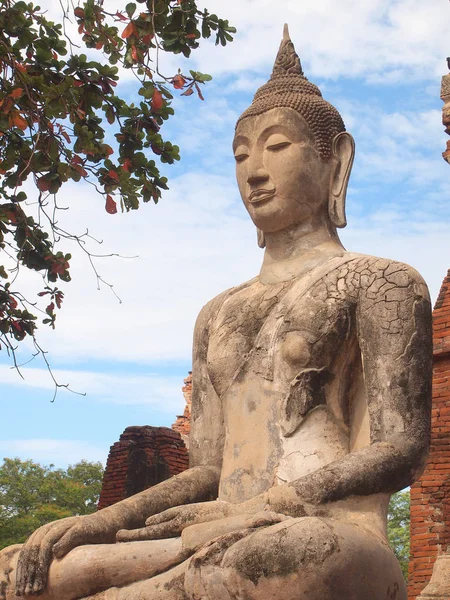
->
[125, 3, 136, 17]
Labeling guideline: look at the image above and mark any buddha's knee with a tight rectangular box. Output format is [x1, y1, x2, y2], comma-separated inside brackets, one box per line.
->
[185, 517, 406, 600]
[0, 545, 21, 600]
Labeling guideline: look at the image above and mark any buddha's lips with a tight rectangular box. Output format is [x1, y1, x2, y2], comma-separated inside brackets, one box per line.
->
[249, 189, 276, 203]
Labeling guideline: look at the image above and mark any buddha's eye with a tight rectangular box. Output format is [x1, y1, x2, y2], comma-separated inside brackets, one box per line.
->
[234, 146, 249, 163]
[266, 140, 291, 152]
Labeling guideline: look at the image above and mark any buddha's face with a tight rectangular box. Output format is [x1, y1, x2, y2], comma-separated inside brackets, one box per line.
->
[233, 108, 333, 234]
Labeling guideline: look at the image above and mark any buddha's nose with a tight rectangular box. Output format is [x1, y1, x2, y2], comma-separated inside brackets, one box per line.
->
[247, 167, 270, 186]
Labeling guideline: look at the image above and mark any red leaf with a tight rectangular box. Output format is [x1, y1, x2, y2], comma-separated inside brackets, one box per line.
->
[122, 157, 132, 172]
[195, 82, 204, 101]
[181, 87, 194, 96]
[9, 295, 18, 309]
[37, 291, 49, 297]
[37, 176, 50, 192]
[122, 21, 137, 39]
[50, 261, 69, 276]
[103, 144, 114, 156]
[74, 7, 84, 18]
[96, 41, 103, 50]
[115, 11, 128, 21]
[186, 33, 197, 39]
[151, 89, 164, 111]
[78, 23, 85, 34]
[105, 195, 117, 214]
[71, 154, 83, 165]
[15, 63, 26, 73]
[61, 130, 71, 143]
[172, 74, 186, 89]
[9, 112, 27, 130]
[10, 88, 23, 99]
[46, 302, 55, 314]
[131, 45, 138, 62]
[55, 292, 64, 309]
[107, 170, 119, 182]
[142, 34, 154, 45]
[12, 321, 22, 332]
[72, 163, 88, 177]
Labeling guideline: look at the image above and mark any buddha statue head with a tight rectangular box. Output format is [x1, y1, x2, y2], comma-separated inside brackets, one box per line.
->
[233, 25, 355, 248]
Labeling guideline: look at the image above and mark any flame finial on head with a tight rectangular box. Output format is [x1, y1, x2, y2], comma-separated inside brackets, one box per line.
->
[272, 24, 304, 77]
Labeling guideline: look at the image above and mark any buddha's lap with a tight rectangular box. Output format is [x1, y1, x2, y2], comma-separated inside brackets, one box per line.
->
[1, 517, 406, 600]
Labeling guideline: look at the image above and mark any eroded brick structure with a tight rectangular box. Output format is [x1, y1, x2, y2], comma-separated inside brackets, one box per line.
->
[98, 425, 189, 510]
[172, 371, 192, 444]
[408, 270, 450, 599]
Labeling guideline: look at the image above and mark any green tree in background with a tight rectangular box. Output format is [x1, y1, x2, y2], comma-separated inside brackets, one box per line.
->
[0, 457, 104, 549]
[0, 0, 235, 365]
[387, 490, 410, 582]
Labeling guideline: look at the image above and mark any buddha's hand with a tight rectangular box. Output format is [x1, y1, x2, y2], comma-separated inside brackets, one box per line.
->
[15, 512, 116, 597]
[116, 501, 233, 542]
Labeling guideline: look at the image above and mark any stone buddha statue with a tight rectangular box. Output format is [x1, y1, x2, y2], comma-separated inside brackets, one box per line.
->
[0, 25, 432, 600]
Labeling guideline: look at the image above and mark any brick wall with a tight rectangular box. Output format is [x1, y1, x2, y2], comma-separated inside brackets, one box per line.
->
[408, 269, 450, 599]
[98, 425, 189, 510]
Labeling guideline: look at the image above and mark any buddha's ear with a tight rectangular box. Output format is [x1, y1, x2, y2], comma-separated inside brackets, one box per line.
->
[329, 132, 355, 229]
[257, 228, 266, 248]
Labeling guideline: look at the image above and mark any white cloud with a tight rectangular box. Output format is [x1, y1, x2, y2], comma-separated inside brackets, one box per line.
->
[41, 0, 450, 88]
[0, 439, 107, 466]
[0, 365, 185, 412]
[183, 0, 449, 83]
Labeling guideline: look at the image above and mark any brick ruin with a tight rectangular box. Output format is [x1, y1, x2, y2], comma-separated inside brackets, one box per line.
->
[97, 425, 189, 510]
[171, 372, 192, 447]
[408, 270, 450, 599]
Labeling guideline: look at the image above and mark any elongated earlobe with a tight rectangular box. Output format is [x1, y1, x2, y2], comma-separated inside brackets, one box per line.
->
[257, 228, 266, 248]
[329, 132, 355, 229]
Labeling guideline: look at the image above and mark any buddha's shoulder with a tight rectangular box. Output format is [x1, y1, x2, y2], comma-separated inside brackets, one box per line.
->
[342, 252, 430, 300]
[195, 277, 259, 330]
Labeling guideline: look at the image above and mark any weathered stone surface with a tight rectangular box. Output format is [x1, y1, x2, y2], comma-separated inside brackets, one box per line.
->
[417, 554, 450, 599]
[0, 25, 433, 600]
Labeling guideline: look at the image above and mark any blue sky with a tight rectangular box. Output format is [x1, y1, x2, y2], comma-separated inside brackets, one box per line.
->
[1, 0, 449, 468]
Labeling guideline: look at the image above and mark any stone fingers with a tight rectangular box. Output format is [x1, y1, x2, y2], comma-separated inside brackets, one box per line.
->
[116, 521, 178, 542]
[15, 521, 67, 596]
[52, 521, 90, 560]
[144, 509, 175, 527]
[246, 511, 291, 528]
[31, 520, 77, 595]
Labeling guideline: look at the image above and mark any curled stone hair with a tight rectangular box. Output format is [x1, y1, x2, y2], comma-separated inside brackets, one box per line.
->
[236, 25, 345, 159]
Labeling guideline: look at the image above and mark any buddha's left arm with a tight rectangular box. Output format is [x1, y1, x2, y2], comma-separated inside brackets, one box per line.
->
[267, 262, 433, 515]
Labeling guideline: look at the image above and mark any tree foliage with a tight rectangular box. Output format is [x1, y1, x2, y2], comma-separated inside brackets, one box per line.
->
[0, 0, 234, 363]
[0, 457, 104, 549]
[387, 490, 410, 582]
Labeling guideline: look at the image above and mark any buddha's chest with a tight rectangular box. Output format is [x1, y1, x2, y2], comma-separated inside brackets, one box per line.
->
[207, 277, 356, 400]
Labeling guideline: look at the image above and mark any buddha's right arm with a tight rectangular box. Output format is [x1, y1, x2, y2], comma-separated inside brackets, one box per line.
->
[76, 465, 222, 537]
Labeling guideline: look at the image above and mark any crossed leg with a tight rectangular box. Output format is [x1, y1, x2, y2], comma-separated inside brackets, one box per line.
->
[184, 517, 407, 600]
[0, 538, 188, 600]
